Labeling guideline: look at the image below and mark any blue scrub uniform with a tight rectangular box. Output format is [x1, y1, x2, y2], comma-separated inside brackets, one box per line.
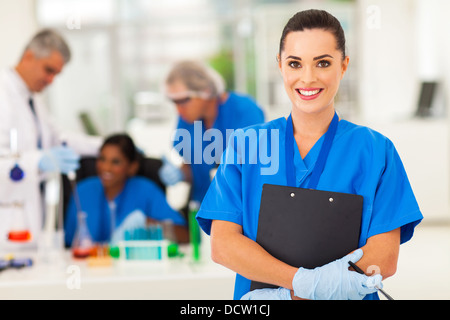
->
[64, 176, 186, 246]
[175, 92, 265, 202]
[197, 117, 423, 300]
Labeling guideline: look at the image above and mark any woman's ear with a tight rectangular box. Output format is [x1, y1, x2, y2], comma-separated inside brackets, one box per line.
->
[340, 56, 350, 80]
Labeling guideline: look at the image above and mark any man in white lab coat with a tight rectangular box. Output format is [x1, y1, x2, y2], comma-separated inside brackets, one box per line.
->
[0, 29, 102, 248]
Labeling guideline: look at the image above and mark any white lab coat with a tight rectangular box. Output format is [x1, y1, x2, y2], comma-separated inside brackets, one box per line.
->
[0, 68, 102, 249]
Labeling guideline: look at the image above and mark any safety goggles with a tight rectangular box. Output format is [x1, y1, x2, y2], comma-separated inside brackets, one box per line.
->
[170, 96, 192, 105]
[167, 91, 209, 106]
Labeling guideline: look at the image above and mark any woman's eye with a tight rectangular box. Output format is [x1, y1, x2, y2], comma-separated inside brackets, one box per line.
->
[317, 60, 330, 68]
[288, 61, 301, 69]
[112, 159, 122, 165]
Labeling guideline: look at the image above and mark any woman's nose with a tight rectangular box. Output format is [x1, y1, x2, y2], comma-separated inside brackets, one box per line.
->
[300, 66, 317, 85]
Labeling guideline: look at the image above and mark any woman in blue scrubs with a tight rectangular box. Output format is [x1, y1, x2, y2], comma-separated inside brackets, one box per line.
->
[158, 60, 265, 203]
[196, 10, 423, 300]
[64, 134, 188, 247]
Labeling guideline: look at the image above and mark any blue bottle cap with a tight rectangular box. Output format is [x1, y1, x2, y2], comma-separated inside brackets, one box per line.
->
[10, 164, 24, 181]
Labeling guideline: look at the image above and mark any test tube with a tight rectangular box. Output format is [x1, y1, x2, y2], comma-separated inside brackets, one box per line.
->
[189, 201, 201, 262]
[156, 224, 163, 260]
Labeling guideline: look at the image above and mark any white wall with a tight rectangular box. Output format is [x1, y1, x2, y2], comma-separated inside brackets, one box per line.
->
[357, 0, 450, 121]
[357, 0, 450, 222]
[0, 0, 38, 70]
[356, 0, 418, 122]
[416, 0, 450, 114]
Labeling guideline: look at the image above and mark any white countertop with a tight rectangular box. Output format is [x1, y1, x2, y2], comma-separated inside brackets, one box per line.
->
[0, 245, 235, 300]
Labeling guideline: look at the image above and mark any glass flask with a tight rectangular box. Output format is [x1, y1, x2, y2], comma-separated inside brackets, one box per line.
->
[8, 201, 32, 242]
[71, 211, 94, 259]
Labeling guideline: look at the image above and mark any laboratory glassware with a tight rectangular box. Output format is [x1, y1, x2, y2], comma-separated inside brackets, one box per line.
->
[188, 201, 201, 262]
[9, 128, 24, 182]
[71, 211, 94, 259]
[6, 128, 30, 241]
[7, 201, 31, 242]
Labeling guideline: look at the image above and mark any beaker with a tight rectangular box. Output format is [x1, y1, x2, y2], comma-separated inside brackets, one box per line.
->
[71, 211, 94, 259]
[7, 201, 32, 242]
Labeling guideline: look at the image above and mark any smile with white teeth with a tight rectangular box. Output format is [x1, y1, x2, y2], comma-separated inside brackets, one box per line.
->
[297, 89, 322, 96]
[101, 172, 114, 180]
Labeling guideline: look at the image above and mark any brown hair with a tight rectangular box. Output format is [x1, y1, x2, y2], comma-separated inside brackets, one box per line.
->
[279, 9, 346, 60]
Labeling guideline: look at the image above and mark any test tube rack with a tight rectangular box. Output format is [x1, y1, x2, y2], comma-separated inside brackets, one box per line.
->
[117, 225, 169, 264]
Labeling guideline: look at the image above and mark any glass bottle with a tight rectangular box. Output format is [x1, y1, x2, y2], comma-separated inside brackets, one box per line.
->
[7, 201, 31, 242]
[71, 211, 94, 259]
[7, 128, 30, 242]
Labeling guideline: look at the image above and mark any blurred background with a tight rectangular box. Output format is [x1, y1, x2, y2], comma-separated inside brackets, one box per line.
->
[1, 0, 450, 299]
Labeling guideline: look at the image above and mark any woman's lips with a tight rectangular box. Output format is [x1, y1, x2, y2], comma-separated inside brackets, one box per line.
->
[296, 88, 323, 100]
[100, 172, 114, 181]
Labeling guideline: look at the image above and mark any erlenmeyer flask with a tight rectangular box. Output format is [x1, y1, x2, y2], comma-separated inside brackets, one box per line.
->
[8, 201, 32, 242]
[71, 211, 94, 259]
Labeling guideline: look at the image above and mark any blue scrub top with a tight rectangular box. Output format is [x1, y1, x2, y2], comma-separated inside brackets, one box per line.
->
[175, 92, 265, 202]
[197, 117, 423, 300]
[64, 176, 186, 246]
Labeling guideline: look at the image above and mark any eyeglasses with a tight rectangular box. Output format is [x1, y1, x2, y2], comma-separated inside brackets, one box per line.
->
[170, 96, 192, 106]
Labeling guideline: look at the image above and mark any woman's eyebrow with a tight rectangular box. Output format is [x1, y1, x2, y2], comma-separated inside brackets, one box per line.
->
[285, 55, 301, 61]
[313, 54, 334, 60]
[285, 54, 334, 61]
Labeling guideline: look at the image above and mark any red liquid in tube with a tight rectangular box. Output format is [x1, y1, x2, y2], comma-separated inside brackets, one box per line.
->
[8, 230, 32, 242]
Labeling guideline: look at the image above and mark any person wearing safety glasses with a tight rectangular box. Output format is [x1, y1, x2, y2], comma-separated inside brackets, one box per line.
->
[159, 60, 265, 204]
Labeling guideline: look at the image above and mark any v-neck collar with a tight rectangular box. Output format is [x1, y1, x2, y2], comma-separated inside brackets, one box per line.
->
[292, 133, 325, 186]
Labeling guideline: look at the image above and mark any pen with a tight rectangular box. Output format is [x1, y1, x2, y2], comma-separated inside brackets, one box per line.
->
[348, 261, 394, 300]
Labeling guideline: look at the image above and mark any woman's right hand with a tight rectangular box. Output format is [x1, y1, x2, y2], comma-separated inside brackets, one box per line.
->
[291, 249, 382, 300]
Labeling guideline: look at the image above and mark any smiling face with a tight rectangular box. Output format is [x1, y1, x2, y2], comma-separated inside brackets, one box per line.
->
[278, 29, 349, 117]
[96, 144, 138, 199]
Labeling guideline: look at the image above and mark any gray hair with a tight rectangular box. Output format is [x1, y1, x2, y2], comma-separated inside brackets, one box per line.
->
[166, 60, 225, 98]
[23, 29, 71, 63]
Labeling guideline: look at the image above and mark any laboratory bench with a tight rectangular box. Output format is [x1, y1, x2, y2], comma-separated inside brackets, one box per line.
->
[0, 245, 235, 300]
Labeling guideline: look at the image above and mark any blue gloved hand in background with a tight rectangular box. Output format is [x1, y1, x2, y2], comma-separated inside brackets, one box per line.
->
[158, 155, 184, 186]
[39, 145, 80, 174]
[241, 287, 292, 300]
[292, 249, 382, 300]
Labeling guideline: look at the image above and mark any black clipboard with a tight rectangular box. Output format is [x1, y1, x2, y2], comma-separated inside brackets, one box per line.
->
[250, 184, 363, 291]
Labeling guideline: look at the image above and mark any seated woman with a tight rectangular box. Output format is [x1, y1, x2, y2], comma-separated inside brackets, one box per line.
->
[64, 133, 188, 247]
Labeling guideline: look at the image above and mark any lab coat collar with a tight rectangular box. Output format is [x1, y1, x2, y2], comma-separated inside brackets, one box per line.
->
[6, 67, 33, 100]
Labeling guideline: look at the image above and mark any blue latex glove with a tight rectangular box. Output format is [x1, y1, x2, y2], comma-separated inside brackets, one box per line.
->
[39, 146, 80, 174]
[241, 287, 292, 300]
[158, 155, 184, 186]
[292, 249, 382, 300]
